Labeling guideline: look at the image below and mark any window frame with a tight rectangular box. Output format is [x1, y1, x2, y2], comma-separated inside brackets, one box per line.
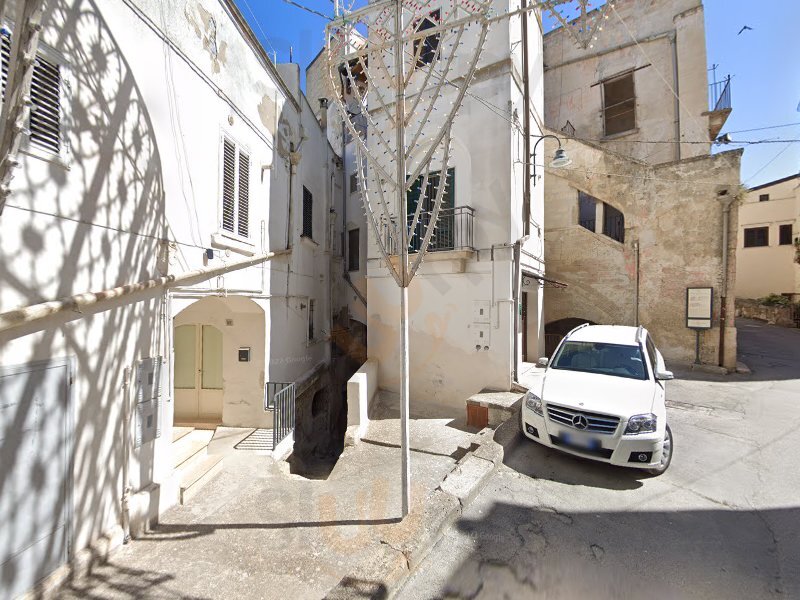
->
[743, 226, 769, 248]
[1, 30, 72, 166]
[348, 228, 360, 272]
[218, 132, 252, 242]
[601, 70, 637, 138]
[307, 298, 316, 341]
[301, 185, 314, 239]
[758, 193, 770, 202]
[779, 224, 793, 246]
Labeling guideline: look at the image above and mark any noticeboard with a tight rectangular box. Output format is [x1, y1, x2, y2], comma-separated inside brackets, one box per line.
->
[686, 287, 713, 329]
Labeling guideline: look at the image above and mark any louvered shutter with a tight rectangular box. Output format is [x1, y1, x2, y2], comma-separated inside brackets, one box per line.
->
[222, 138, 236, 233]
[29, 55, 61, 154]
[237, 150, 249, 237]
[0, 32, 63, 156]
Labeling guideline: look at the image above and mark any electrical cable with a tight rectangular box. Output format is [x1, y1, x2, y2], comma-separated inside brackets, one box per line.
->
[743, 141, 798, 186]
[279, 0, 333, 21]
[242, 0, 282, 60]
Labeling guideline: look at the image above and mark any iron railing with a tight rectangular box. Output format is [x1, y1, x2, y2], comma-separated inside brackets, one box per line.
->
[264, 382, 296, 448]
[709, 75, 731, 112]
[382, 206, 475, 255]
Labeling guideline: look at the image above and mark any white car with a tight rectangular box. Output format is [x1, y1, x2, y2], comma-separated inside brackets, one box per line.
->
[521, 324, 674, 475]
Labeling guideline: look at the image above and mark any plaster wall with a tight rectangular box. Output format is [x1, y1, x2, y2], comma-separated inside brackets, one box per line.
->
[543, 0, 711, 164]
[0, 0, 335, 577]
[543, 137, 742, 368]
[736, 178, 800, 298]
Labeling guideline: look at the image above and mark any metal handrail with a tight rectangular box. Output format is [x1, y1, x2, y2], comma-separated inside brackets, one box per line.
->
[264, 381, 296, 448]
[709, 75, 731, 112]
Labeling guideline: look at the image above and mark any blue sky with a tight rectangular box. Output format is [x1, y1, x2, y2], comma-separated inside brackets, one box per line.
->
[235, 0, 800, 187]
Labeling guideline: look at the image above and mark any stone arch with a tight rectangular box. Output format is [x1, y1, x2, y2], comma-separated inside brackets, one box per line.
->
[172, 296, 268, 428]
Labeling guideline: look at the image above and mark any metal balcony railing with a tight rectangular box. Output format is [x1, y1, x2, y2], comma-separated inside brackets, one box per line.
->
[709, 75, 731, 112]
[382, 206, 475, 255]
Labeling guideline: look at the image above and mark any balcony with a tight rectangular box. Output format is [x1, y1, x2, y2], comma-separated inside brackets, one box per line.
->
[705, 74, 732, 141]
[382, 206, 475, 257]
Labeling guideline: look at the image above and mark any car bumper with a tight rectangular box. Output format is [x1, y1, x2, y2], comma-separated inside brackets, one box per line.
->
[520, 405, 665, 469]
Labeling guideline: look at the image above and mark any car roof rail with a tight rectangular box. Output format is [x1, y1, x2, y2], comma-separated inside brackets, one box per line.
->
[565, 322, 591, 339]
[635, 325, 644, 344]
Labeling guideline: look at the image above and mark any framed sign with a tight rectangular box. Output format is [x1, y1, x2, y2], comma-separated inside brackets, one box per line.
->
[686, 287, 713, 329]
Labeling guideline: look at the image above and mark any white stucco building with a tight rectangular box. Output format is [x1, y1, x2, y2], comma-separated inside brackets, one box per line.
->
[308, 0, 550, 412]
[0, 0, 345, 596]
[736, 173, 800, 300]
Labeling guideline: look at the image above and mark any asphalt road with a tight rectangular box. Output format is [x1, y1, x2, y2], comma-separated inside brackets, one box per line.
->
[399, 319, 800, 599]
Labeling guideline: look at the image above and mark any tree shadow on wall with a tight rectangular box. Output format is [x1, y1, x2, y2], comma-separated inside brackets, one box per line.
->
[0, 0, 167, 595]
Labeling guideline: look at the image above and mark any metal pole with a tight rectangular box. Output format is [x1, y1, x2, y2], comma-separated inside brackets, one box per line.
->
[394, 0, 411, 517]
[694, 330, 701, 365]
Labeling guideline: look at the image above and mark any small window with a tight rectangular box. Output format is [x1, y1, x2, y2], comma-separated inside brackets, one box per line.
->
[349, 172, 358, 194]
[1, 32, 68, 159]
[759, 193, 769, 202]
[413, 9, 440, 67]
[348, 228, 360, 271]
[779, 224, 793, 245]
[603, 202, 625, 243]
[602, 72, 636, 136]
[744, 226, 769, 248]
[307, 299, 315, 341]
[221, 138, 250, 237]
[578, 191, 596, 232]
[302, 186, 313, 239]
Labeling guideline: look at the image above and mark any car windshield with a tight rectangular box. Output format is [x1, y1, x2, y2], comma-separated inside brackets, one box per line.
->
[550, 340, 648, 380]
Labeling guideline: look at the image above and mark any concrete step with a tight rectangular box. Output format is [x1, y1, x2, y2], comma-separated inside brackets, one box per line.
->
[179, 454, 225, 505]
[172, 430, 214, 471]
[172, 426, 194, 444]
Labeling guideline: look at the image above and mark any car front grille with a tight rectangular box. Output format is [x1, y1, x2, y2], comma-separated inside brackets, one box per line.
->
[546, 403, 620, 435]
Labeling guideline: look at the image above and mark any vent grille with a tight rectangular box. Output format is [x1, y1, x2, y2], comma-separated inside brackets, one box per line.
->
[546, 403, 620, 435]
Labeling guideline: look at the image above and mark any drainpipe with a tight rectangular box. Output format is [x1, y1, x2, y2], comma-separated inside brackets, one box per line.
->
[633, 240, 640, 326]
[286, 142, 295, 250]
[719, 194, 734, 366]
[121, 366, 132, 544]
[521, 0, 531, 236]
[669, 32, 681, 161]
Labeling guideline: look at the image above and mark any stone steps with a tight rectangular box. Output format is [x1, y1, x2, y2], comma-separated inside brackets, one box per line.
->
[170, 428, 222, 505]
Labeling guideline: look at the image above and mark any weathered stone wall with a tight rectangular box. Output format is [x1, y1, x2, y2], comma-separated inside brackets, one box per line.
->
[543, 135, 742, 367]
[735, 299, 798, 328]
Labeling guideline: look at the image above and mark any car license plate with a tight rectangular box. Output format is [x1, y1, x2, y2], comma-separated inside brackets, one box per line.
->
[561, 432, 600, 451]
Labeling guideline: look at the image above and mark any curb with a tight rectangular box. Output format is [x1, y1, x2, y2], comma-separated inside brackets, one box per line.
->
[325, 408, 523, 599]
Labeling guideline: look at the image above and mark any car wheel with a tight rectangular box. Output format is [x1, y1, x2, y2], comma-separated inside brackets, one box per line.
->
[646, 423, 673, 476]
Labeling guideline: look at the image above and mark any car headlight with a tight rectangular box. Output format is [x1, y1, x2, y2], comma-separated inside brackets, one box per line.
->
[525, 392, 544, 416]
[625, 413, 657, 435]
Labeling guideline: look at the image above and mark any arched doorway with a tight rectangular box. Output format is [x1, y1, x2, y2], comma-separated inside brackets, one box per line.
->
[544, 318, 596, 357]
[172, 296, 267, 427]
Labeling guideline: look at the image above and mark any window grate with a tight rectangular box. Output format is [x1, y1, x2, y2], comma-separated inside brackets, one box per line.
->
[302, 186, 313, 238]
[744, 226, 769, 248]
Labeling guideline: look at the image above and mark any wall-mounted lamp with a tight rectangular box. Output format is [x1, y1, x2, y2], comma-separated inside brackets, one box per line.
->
[532, 134, 572, 183]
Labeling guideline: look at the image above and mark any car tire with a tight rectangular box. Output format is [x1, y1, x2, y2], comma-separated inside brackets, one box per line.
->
[645, 423, 673, 476]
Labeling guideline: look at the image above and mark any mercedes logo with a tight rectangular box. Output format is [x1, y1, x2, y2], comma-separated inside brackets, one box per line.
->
[572, 414, 589, 430]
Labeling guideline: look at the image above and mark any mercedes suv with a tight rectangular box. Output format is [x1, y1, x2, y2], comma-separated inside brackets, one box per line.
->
[521, 324, 674, 475]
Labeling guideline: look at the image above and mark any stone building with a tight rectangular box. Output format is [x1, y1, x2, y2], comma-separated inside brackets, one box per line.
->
[541, 0, 742, 368]
[736, 173, 800, 300]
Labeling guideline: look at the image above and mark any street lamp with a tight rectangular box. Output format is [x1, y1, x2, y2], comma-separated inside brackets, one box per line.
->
[532, 134, 572, 182]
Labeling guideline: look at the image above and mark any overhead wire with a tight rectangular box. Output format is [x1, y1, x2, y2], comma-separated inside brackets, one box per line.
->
[241, 0, 282, 60]
[743, 141, 798, 186]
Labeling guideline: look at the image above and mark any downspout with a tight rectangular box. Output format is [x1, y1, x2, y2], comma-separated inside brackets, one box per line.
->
[669, 32, 681, 161]
[633, 240, 640, 326]
[121, 366, 132, 544]
[285, 142, 295, 250]
[521, 0, 531, 236]
[719, 195, 734, 366]
[512, 240, 522, 381]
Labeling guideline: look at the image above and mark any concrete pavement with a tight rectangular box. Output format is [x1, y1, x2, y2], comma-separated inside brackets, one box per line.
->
[399, 319, 800, 599]
[60, 392, 500, 600]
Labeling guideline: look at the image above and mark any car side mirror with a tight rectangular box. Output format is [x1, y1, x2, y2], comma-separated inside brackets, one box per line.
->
[537, 357, 549, 368]
[656, 370, 674, 381]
